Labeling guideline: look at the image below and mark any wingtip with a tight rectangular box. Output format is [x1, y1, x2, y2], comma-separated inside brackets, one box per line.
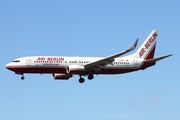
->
[127, 38, 139, 52]
[131, 38, 138, 50]
[134, 38, 139, 48]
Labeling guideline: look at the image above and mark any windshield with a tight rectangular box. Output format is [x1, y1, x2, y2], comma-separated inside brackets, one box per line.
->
[12, 60, 20, 62]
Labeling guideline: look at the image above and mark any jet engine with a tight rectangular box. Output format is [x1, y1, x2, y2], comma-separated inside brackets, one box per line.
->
[66, 65, 85, 74]
[53, 73, 72, 80]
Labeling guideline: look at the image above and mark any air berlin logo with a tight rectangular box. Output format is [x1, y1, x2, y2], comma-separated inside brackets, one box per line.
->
[37, 57, 64, 61]
[139, 32, 157, 58]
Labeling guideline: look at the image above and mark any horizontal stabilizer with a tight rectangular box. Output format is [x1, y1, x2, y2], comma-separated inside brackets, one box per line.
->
[145, 54, 173, 63]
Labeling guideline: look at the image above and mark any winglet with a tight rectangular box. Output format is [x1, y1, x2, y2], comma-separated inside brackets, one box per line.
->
[112, 38, 139, 58]
[129, 38, 139, 51]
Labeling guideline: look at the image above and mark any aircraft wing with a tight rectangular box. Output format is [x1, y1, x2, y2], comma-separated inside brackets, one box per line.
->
[85, 39, 138, 71]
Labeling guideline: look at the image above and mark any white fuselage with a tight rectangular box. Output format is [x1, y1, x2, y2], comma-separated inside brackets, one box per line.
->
[6, 56, 149, 75]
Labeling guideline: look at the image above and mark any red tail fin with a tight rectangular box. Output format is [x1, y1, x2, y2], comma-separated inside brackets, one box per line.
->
[127, 30, 158, 60]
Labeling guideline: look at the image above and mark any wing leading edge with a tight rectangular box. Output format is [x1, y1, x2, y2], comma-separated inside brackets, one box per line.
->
[85, 39, 139, 71]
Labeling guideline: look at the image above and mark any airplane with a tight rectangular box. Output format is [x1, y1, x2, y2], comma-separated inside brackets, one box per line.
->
[6, 30, 172, 83]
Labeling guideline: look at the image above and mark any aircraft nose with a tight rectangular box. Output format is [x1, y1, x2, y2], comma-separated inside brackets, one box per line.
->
[5, 63, 12, 69]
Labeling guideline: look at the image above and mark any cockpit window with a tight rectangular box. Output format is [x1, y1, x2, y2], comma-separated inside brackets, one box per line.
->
[12, 60, 20, 62]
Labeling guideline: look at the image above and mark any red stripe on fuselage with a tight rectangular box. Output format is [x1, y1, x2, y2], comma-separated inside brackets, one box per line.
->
[7, 66, 67, 74]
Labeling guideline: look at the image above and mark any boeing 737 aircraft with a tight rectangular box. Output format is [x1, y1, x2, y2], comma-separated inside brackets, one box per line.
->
[6, 30, 172, 83]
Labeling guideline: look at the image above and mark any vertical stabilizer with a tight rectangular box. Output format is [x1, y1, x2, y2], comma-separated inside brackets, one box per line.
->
[129, 30, 158, 60]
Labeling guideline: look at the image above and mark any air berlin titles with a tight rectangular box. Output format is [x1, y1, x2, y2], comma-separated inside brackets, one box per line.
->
[139, 32, 157, 58]
[37, 57, 64, 61]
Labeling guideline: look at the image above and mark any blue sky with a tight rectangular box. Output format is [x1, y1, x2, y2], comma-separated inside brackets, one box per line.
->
[1, 0, 179, 119]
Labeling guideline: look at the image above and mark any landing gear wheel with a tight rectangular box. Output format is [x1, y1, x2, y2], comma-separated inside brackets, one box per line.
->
[88, 74, 94, 80]
[21, 76, 25, 80]
[79, 78, 85, 83]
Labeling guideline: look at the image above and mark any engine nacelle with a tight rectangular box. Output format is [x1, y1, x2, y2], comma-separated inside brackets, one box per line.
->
[66, 65, 85, 74]
[53, 73, 72, 80]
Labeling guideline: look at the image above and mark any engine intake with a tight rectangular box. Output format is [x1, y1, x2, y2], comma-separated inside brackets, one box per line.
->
[66, 65, 85, 74]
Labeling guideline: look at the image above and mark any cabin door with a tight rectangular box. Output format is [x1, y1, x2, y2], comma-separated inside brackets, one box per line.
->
[133, 59, 137, 68]
[26, 58, 31, 66]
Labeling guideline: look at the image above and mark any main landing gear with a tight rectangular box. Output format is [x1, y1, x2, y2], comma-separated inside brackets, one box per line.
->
[78, 74, 94, 83]
[79, 77, 85, 83]
[88, 74, 94, 80]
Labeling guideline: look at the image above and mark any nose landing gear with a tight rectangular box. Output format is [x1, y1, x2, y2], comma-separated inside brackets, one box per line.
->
[21, 75, 25, 80]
